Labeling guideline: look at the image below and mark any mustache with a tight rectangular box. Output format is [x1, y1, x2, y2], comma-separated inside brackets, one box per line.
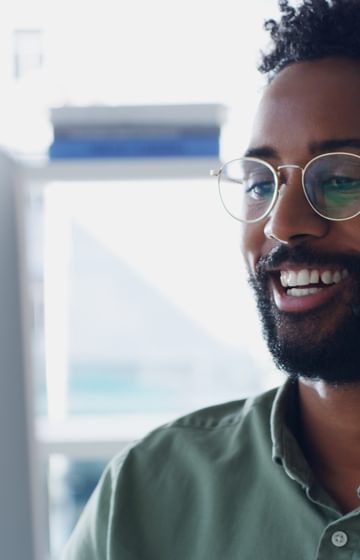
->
[255, 244, 360, 277]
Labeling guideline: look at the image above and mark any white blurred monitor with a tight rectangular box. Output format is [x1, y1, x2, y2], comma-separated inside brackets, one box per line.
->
[0, 150, 43, 560]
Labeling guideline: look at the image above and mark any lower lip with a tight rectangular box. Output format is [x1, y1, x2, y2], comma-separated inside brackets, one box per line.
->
[272, 279, 344, 312]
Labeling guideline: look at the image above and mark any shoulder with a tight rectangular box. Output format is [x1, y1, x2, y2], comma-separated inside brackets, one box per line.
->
[61, 386, 281, 559]
[110, 385, 279, 477]
[169, 385, 278, 430]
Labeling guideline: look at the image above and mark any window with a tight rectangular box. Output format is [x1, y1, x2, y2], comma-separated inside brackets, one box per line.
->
[8, 1, 282, 557]
[28, 164, 281, 558]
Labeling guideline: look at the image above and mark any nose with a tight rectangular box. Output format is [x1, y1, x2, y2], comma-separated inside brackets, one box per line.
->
[264, 168, 329, 245]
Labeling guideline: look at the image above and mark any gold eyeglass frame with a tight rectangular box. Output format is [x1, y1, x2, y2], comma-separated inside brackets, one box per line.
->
[210, 151, 360, 223]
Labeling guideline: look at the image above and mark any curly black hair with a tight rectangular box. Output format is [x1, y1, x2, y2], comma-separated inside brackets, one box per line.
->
[259, 0, 360, 80]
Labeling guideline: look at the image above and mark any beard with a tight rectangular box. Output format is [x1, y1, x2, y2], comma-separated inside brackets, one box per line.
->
[248, 244, 360, 385]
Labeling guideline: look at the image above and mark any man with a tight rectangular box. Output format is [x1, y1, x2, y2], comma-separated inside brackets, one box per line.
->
[62, 1, 360, 558]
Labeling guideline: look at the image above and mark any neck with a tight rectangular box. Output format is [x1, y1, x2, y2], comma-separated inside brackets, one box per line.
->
[298, 378, 360, 512]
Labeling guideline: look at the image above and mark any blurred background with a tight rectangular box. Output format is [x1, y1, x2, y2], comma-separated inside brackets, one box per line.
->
[1, 1, 284, 557]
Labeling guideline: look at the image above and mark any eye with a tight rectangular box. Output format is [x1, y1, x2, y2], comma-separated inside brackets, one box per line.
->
[321, 175, 360, 207]
[323, 175, 360, 189]
[245, 179, 275, 200]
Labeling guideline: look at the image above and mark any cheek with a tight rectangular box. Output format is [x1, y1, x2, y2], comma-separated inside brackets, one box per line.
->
[339, 220, 360, 250]
[240, 222, 267, 273]
[327, 219, 360, 254]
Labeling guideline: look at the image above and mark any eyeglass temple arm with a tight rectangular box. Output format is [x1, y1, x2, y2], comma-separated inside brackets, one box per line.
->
[210, 169, 243, 185]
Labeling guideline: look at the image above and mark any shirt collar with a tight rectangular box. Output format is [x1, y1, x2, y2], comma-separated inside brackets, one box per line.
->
[270, 378, 314, 488]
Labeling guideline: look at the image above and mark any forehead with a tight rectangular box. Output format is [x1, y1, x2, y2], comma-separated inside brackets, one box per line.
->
[249, 57, 360, 158]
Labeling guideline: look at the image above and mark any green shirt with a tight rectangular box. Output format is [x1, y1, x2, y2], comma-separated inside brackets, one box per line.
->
[61, 380, 360, 559]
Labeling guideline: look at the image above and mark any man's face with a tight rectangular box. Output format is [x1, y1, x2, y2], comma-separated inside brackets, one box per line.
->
[242, 57, 360, 384]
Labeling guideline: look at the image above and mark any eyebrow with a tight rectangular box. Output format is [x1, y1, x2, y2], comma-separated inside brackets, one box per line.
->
[309, 138, 360, 152]
[243, 138, 360, 159]
[243, 146, 278, 159]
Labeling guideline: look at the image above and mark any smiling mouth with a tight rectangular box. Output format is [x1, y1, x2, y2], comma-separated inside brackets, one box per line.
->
[279, 267, 349, 297]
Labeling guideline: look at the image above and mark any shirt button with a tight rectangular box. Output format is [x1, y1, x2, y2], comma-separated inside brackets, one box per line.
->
[331, 531, 348, 547]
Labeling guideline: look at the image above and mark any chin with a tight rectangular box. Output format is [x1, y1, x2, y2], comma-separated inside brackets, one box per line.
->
[261, 304, 360, 385]
[248, 257, 360, 385]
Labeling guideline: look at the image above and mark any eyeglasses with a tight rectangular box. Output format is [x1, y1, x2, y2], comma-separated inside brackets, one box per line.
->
[210, 152, 360, 223]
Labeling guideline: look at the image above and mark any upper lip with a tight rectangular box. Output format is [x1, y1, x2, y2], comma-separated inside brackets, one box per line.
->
[265, 261, 347, 273]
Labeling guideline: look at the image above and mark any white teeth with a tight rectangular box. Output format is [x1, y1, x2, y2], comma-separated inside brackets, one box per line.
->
[321, 270, 333, 285]
[287, 287, 322, 297]
[297, 269, 310, 286]
[280, 272, 287, 287]
[287, 271, 298, 287]
[279, 267, 349, 289]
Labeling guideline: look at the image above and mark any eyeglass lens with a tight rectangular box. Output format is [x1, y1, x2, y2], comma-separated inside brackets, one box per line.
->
[305, 153, 360, 220]
[219, 154, 360, 222]
[219, 159, 277, 222]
